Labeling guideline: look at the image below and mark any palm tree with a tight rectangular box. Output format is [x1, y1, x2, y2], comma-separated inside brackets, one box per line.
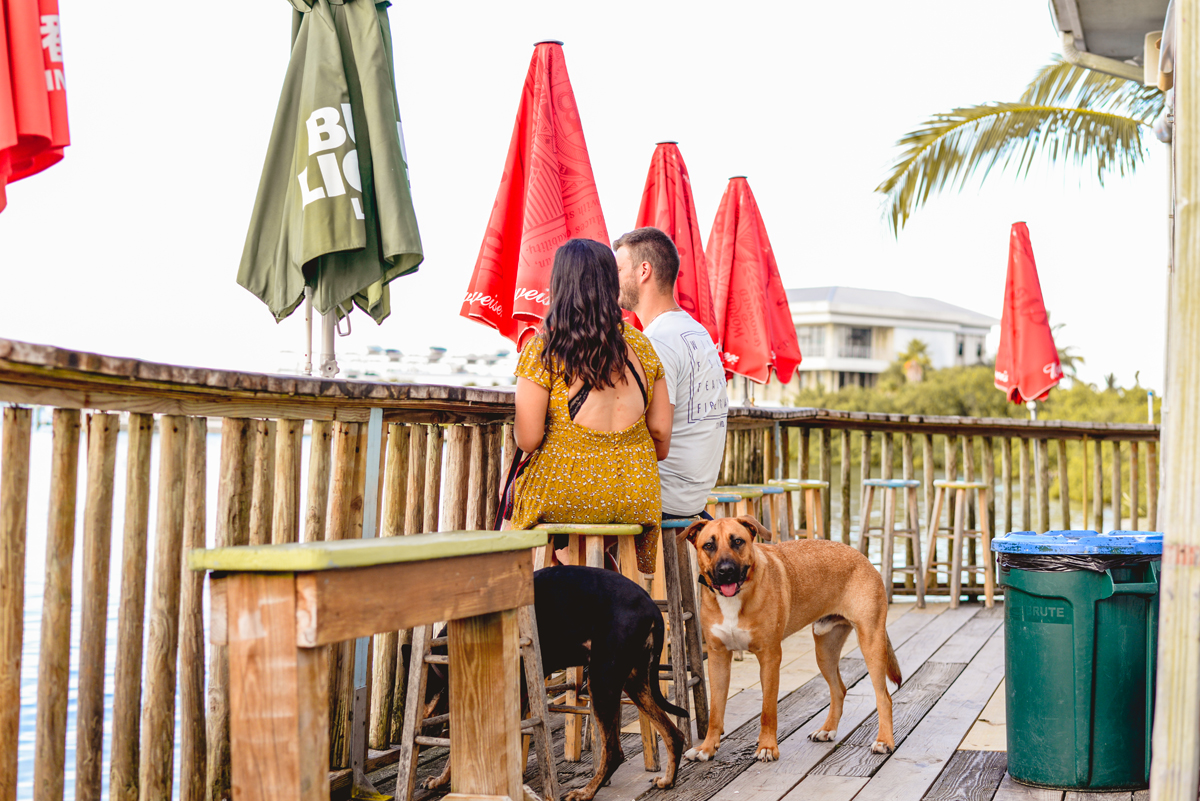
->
[876, 58, 1166, 235]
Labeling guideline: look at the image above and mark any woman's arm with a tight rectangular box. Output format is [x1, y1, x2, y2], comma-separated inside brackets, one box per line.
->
[646, 376, 673, 461]
[515, 376, 551, 452]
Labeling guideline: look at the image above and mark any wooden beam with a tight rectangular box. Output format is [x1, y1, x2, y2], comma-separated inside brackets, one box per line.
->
[179, 418, 209, 801]
[295, 550, 534, 646]
[1057, 438, 1071, 530]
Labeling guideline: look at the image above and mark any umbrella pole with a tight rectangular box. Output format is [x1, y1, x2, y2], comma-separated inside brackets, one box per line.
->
[321, 311, 339, 378]
[1026, 401, 1037, 420]
[304, 287, 314, 376]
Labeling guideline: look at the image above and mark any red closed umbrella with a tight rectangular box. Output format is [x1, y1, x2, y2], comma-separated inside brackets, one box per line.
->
[707, 177, 801, 383]
[1, 0, 69, 213]
[460, 41, 608, 349]
[994, 222, 1062, 403]
[634, 142, 717, 342]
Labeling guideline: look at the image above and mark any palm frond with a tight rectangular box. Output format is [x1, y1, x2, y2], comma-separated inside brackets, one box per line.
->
[876, 59, 1164, 236]
[876, 103, 1151, 236]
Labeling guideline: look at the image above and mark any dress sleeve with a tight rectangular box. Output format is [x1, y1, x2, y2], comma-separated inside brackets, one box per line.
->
[515, 335, 554, 390]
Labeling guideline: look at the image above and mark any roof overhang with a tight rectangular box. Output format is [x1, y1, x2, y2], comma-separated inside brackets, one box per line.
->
[1049, 0, 1169, 63]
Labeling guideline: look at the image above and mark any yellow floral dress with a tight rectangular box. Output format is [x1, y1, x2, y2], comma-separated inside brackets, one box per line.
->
[511, 326, 664, 573]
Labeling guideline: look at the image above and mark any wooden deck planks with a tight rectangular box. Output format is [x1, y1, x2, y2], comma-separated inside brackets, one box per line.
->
[992, 773, 1063, 801]
[923, 750, 1008, 801]
[598, 604, 948, 801]
[811, 661, 967, 777]
[852, 630, 1006, 801]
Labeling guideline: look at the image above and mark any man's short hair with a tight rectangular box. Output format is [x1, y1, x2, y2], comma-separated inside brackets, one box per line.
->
[613, 227, 680, 291]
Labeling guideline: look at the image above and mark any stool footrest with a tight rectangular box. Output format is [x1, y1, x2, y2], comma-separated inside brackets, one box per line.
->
[548, 703, 591, 715]
[415, 735, 450, 748]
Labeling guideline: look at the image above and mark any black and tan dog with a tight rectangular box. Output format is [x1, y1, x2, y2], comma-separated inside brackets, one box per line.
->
[414, 565, 687, 801]
[680, 516, 902, 763]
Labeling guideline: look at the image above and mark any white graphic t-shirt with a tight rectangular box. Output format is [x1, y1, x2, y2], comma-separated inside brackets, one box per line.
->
[643, 311, 729, 516]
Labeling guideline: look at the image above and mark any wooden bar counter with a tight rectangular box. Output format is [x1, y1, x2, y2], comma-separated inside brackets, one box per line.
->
[190, 529, 546, 801]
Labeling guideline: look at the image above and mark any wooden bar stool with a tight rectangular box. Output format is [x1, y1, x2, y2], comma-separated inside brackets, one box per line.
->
[533, 523, 662, 770]
[732, 484, 788, 540]
[705, 490, 744, 518]
[656, 519, 711, 742]
[711, 485, 764, 521]
[857, 478, 925, 606]
[923, 479, 994, 608]
[191, 529, 545, 801]
[768, 479, 829, 539]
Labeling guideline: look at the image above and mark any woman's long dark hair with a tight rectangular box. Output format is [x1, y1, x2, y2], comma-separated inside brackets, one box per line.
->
[540, 238, 627, 389]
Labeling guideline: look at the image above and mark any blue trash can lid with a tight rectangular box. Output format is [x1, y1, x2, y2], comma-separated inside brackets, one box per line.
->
[991, 530, 1163, 555]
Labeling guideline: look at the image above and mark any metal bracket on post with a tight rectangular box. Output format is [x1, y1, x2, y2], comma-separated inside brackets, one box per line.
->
[350, 408, 390, 800]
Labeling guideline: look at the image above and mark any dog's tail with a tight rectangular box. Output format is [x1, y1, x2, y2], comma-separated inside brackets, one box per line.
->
[649, 617, 689, 719]
[885, 632, 902, 687]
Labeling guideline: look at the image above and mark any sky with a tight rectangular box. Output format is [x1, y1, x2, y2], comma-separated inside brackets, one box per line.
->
[0, 0, 1170, 391]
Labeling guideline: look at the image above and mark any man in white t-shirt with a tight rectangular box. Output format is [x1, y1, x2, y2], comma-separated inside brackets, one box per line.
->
[614, 227, 729, 519]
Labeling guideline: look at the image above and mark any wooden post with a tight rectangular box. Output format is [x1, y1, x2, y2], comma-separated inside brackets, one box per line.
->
[1149, 440, 1159, 531]
[1020, 438, 1032, 531]
[465, 426, 487, 530]
[248, 420, 276, 546]
[923, 434, 935, 536]
[882, 432, 894, 480]
[858, 431, 872, 536]
[983, 437, 996, 541]
[840, 430, 851, 545]
[964, 437, 977, 589]
[179, 418, 208, 801]
[0, 408, 31, 801]
[1036, 439, 1050, 533]
[272, 419, 303, 545]
[1057, 438, 1071, 531]
[945, 435, 959, 532]
[1151, 5, 1200, 792]
[33, 409, 81, 801]
[304, 421, 333, 543]
[1112, 440, 1124, 531]
[820, 429, 832, 535]
[1082, 438, 1090, 532]
[1132, 441, 1141, 531]
[327, 422, 363, 770]
[442, 425, 471, 531]
[139, 416, 188, 801]
[1093, 439, 1104, 533]
[1001, 438, 1013, 537]
[424, 425, 444, 533]
[902, 434, 916, 589]
[75, 414, 120, 801]
[798, 428, 810, 531]
[226, 574, 328, 801]
[370, 425, 410, 750]
[203, 418, 251, 801]
[447, 610, 523, 800]
[405, 425, 428, 536]
[485, 425, 503, 529]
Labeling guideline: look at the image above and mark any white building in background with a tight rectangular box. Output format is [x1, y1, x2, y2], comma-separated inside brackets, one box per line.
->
[733, 286, 999, 405]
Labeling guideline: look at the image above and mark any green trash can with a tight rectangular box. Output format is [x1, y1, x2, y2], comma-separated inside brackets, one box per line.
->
[992, 530, 1161, 790]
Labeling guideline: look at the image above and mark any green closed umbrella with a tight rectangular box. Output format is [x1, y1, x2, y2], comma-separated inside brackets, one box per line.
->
[238, 0, 422, 347]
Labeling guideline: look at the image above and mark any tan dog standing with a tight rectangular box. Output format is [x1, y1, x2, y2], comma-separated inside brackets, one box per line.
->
[681, 516, 902, 762]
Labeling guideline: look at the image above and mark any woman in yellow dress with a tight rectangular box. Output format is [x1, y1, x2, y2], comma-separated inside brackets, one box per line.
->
[510, 238, 672, 573]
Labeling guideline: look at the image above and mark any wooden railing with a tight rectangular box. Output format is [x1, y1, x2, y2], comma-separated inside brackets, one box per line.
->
[0, 339, 1160, 800]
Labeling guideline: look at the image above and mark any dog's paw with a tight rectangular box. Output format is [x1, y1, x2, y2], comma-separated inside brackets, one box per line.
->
[808, 729, 837, 742]
[565, 789, 597, 801]
[649, 773, 676, 789]
[870, 740, 894, 754]
[755, 746, 779, 762]
[683, 746, 714, 762]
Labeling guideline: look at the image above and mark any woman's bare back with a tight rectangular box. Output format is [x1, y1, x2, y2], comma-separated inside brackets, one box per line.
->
[567, 344, 649, 431]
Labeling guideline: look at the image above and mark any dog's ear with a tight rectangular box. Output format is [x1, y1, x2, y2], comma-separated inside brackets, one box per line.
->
[736, 515, 770, 542]
[678, 519, 708, 546]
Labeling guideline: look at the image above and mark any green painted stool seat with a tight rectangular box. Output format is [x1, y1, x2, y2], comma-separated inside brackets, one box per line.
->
[712, 485, 763, 499]
[534, 523, 644, 536]
[189, 529, 548, 573]
[768, 478, 830, 490]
